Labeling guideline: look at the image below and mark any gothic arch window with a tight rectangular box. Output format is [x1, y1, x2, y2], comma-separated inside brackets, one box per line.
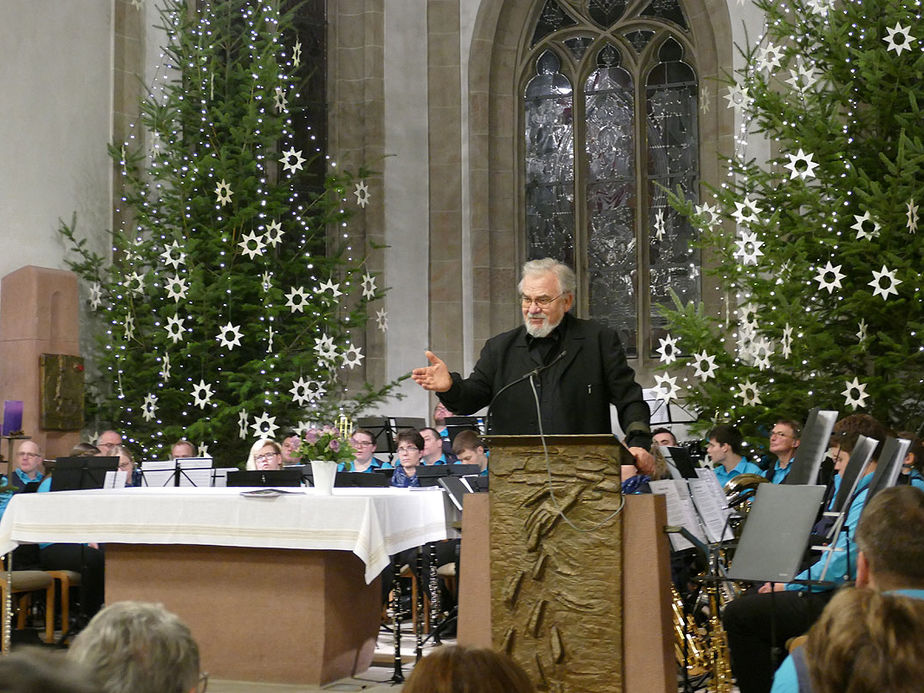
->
[523, 0, 700, 359]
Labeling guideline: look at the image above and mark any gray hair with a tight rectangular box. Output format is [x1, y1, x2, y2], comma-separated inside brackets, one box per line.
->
[68, 602, 199, 693]
[0, 647, 100, 693]
[518, 258, 576, 297]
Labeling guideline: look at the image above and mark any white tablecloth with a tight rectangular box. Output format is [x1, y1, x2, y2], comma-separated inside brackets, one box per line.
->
[0, 486, 449, 583]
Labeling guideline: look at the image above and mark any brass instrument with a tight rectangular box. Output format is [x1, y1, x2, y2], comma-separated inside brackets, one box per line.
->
[704, 583, 733, 693]
[671, 584, 708, 677]
[723, 472, 769, 509]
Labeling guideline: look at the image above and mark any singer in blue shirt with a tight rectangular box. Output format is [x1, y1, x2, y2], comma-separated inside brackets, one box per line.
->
[411, 258, 654, 473]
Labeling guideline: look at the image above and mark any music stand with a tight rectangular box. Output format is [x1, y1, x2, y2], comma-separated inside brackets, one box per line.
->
[829, 435, 876, 514]
[356, 417, 394, 457]
[50, 457, 119, 491]
[662, 446, 699, 480]
[862, 437, 910, 507]
[226, 469, 304, 487]
[783, 409, 838, 486]
[443, 416, 483, 445]
[415, 464, 481, 487]
[335, 472, 391, 488]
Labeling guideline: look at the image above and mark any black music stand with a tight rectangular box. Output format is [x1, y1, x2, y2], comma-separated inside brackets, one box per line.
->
[783, 408, 838, 486]
[443, 416, 483, 445]
[415, 464, 481, 487]
[50, 457, 119, 491]
[335, 472, 391, 488]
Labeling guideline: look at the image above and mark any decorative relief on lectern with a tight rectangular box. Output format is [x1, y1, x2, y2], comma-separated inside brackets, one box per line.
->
[490, 436, 626, 693]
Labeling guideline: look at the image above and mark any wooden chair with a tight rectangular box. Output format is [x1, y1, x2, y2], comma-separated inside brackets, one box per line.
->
[46, 570, 82, 635]
[0, 570, 55, 651]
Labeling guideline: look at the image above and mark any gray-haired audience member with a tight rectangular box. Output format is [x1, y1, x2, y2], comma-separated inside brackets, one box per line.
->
[0, 647, 101, 693]
[68, 601, 201, 693]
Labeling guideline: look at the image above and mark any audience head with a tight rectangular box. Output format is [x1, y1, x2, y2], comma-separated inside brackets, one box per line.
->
[896, 430, 924, 476]
[0, 647, 100, 693]
[804, 588, 924, 693]
[68, 601, 200, 693]
[170, 440, 197, 460]
[420, 427, 444, 463]
[395, 429, 424, 470]
[280, 435, 301, 464]
[246, 438, 283, 471]
[855, 485, 924, 590]
[707, 424, 743, 461]
[651, 427, 678, 448]
[15, 440, 43, 478]
[111, 445, 134, 476]
[452, 430, 488, 471]
[402, 645, 535, 693]
[96, 431, 123, 456]
[433, 402, 453, 428]
[70, 442, 101, 457]
[769, 418, 801, 460]
[350, 428, 377, 465]
[830, 413, 889, 471]
[518, 258, 576, 338]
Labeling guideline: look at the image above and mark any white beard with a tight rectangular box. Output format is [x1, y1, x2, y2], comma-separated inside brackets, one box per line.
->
[524, 314, 560, 338]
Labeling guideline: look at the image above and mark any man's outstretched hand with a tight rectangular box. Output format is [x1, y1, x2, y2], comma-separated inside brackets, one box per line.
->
[411, 350, 453, 392]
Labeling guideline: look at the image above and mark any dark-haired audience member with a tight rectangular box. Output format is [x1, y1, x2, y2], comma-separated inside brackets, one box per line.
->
[71, 442, 101, 457]
[725, 413, 890, 693]
[706, 424, 762, 487]
[771, 485, 924, 692]
[169, 439, 197, 460]
[765, 419, 801, 484]
[68, 601, 202, 693]
[280, 434, 302, 465]
[341, 428, 390, 473]
[451, 429, 488, 474]
[402, 646, 536, 693]
[896, 430, 924, 491]
[652, 427, 678, 448]
[391, 430, 424, 488]
[421, 427, 456, 465]
[95, 430, 122, 457]
[0, 647, 101, 693]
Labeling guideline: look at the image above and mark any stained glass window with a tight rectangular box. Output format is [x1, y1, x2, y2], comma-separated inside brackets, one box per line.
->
[522, 1, 699, 359]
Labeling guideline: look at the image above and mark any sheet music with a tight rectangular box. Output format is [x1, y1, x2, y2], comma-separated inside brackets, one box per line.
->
[103, 470, 128, 489]
[210, 468, 238, 488]
[649, 479, 708, 552]
[141, 460, 176, 488]
[695, 468, 729, 511]
[688, 478, 734, 543]
[178, 459, 214, 488]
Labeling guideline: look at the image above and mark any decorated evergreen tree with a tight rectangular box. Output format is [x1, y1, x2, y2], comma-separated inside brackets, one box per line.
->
[61, 0, 399, 466]
[657, 0, 924, 440]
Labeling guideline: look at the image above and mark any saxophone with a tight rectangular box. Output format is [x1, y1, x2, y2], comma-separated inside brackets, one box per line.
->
[704, 584, 733, 693]
[671, 584, 709, 677]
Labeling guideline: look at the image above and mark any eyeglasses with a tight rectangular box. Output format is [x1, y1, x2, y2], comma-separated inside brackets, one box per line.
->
[519, 292, 565, 308]
[351, 440, 374, 447]
[17, 452, 41, 458]
[197, 672, 209, 693]
[254, 452, 280, 463]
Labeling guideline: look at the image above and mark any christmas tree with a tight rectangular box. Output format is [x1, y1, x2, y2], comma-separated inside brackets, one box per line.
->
[61, 0, 400, 466]
[657, 0, 924, 441]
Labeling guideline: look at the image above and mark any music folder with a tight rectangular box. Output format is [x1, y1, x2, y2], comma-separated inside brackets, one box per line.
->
[727, 484, 826, 583]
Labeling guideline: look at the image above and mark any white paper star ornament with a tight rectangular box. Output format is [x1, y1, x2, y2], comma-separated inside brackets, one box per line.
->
[165, 275, 189, 302]
[691, 351, 717, 381]
[165, 314, 187, 344]
[735, 380, 762, 406]
[907, 199, 919, 233]
[314, 335, 338, 362]
[842, 377, 869, 410]
[264, 220, 284, 247]
[124, 271, 145, 296]
[885, 23, 915, 55]
[868, 265, 902, 300]
[734, 231, 764, 266]
[781, 324, 794, 358]
[656, 334, 680, 365]
[361, 273, 377, 300]
[784, 149, 819, 181]
[653, 209, 666, 241]
[851, 211, 881, 241]
[191, 380, 214, 409]
[653, 373, 681, 404]
[161, 240, 186, 269]
[216, 322, 243, 350]
[289, 377, 313, 406]
[856, 319, 868, 343]
[341, 344, 365, 369]
[814, 261, 846, 293]
[376, 308, 388, 332]
[250, 412, 279, 439]
[238, 230, 266, 260]
[279, 147, 306, 174]
[215, 179, 233, 206]
[724, 82, 753, 114]
[354, 180, 371, 208]
[238, 409, 249, 440]
[160, 352, 171, 382]
[141, 393, 158, 422]
[285, 286, 311, 313]
[89, 283, 103, 310]
[317, 278, 343, 298]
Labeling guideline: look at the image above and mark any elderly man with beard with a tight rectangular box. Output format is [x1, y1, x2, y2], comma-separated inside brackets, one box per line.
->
[412, 258, 653, 473]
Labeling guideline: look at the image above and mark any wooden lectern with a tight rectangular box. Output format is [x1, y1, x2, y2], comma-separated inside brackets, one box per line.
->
[458, 435, 674, 693]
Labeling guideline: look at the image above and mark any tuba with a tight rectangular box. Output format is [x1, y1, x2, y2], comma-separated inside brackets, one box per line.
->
[723, 472, 769, 509]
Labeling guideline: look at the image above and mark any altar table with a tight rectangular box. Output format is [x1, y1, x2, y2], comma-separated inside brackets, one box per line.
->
[0, 486, 448, 684]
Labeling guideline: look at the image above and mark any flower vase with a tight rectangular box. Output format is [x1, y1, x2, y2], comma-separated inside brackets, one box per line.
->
[310, 460, 338, 495]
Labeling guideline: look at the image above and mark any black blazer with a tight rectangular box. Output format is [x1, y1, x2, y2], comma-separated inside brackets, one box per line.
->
[439, 313, 651, 448]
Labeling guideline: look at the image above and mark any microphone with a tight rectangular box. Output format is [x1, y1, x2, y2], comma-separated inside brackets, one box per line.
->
[484, 349, 568, 434]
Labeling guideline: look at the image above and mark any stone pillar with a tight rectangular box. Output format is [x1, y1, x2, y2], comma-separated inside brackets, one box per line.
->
[0, 266, 82, 461]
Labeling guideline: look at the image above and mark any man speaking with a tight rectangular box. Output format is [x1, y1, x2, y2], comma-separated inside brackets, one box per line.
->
[411, 258, 654, 473]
